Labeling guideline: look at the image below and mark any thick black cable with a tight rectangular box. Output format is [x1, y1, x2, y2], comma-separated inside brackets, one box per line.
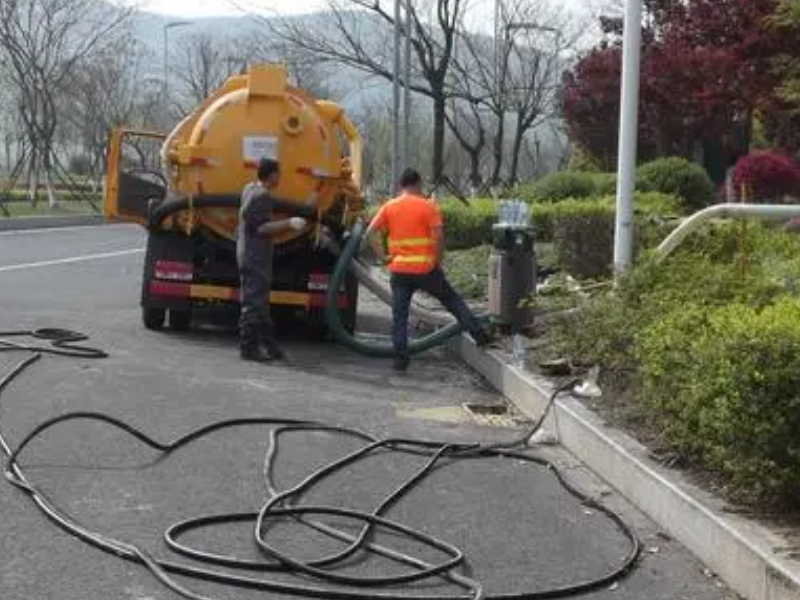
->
[0, 330, 641, 600]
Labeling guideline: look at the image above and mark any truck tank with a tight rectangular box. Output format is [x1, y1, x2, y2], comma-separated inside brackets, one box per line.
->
[104, 64, 365, 335]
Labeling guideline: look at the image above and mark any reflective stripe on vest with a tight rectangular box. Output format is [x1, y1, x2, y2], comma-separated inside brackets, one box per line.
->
[392, 255, 434, 264]
[388, 237, 434, 249]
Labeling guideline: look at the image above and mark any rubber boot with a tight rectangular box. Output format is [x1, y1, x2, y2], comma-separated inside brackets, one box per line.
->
[261, 324, 285, 361]
[241, 324, 272, 362]
[393, 354, 410, 372]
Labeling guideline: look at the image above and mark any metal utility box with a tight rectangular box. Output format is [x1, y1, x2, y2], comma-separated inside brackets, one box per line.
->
[488, 224, 535, 331]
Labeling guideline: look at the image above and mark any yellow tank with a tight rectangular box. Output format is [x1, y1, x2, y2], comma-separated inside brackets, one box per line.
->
[103, 64, 365, 334]
[106, 63, 364, 242]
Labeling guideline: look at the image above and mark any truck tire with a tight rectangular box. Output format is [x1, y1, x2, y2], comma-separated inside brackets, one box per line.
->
[143, 307, 166, 330]
[168, 309, 192, 331]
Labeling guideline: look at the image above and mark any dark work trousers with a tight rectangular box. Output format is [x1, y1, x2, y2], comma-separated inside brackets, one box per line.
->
[238, 267, 275, 352]
[390, 268, 481, 358]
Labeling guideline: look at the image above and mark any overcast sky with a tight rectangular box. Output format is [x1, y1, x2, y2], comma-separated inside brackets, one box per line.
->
[138, 0, 589, 19]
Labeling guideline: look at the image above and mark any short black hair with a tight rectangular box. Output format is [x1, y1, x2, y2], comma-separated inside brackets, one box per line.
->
[257, 158, 279, 180]
[399, 168, 422, 188]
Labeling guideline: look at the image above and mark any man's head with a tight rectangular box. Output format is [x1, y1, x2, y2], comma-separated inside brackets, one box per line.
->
[399, 168, 422, 195]
[257, 158, 280, 188]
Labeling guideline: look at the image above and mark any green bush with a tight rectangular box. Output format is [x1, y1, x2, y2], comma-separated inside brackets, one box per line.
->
[439, 197, 497, 250]
[592, 172, 617, 195]
[550, 199, 616, 279]
[443, 245, 491, 300]
[518, 171, 597, 202]
[637, 157, 715, 212]
[552, 222, 800, 506]
[636, 298, 800, 504]
[438, 193, 679, 277]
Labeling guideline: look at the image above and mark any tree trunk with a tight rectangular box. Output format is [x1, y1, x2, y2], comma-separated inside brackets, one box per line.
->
[508, 117, 525, 186]
[44, 150, 58, 209]
[27, 150, 39, 207]
[432, 94, 446, 183]
[491, 113, 505, 186]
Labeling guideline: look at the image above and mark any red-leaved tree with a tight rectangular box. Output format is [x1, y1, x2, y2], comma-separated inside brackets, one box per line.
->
[733, 150, 800, 200]
[563, 0, 789, 177]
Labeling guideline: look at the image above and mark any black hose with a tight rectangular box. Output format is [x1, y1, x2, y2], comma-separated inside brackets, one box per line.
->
[325, 222, 473, 357]
[148, 194, 318, 230]
[0, 331, 640, 600]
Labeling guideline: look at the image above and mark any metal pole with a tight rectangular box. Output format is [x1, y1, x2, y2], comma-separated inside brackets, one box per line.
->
[391, 0, 401, 192]
[613, 0, 642, 274]
[163, 21, 192, 124]
[163, 26, 169, 111]
[403, 0, 412, 171]
[494, 0, 500, 97]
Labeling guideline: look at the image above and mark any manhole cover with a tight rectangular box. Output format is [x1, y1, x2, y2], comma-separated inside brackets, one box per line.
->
[462, 403, 518, 427]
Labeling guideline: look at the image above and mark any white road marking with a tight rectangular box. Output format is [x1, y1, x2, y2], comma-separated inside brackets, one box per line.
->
[0, 223, 136, 236]
[0, 248, 144, 273]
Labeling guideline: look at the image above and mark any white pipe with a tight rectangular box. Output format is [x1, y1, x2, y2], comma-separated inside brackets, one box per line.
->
[655, 203, 800, 262]
[613, 0, 642, 274]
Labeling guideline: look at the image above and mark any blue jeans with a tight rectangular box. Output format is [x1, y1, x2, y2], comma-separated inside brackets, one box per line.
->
[390, 268, 481, 358]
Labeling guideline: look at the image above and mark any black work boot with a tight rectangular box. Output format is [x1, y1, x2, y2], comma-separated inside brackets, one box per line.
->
[241, 342, 273, 362]
[263, 338, 286, 361]
[241, 323, 271, 362]
[393, 354, 410, 372]
[471, 328, 493, 348]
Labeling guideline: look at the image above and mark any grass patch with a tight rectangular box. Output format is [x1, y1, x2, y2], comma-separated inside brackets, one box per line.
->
[444, 245, 491, 300]
[0, 200, 97, 218]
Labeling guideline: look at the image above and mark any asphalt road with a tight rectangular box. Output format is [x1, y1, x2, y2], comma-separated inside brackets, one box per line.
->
[0, 224, 738, 600]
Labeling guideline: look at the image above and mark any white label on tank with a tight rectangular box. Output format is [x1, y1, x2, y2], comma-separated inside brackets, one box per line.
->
[243, 136, 279, 162]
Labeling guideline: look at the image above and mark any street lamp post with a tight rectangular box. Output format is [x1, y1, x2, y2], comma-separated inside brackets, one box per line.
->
[613, 0, 642, 274]
[392, 0, 401, 191]
[403, 0, 412, 173]
[163, 20, 192, 118]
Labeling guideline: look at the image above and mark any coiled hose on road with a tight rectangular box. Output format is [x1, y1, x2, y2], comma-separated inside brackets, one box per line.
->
[0, 329, 641, 600]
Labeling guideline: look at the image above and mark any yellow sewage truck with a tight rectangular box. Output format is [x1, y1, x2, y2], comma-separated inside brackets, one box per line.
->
[104, 64, 365, 336]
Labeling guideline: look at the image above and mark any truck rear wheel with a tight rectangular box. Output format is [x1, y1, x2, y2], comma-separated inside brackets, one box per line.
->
[168, 309, 192, 331]
[143, 307, 166, 330]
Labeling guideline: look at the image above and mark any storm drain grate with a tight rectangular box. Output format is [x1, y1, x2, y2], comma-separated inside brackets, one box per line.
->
[462, 403, 518, 427]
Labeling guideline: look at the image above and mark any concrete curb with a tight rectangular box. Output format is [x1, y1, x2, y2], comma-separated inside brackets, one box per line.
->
[448, 334, 800, 600]
[0, 214, 105, 232]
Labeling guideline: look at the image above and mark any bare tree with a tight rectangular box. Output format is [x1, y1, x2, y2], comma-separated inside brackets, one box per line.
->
[265, 0, 470, 183]
[0, 0, 131, 207]
[449, 0, 578, 187]
[60, 36, 154, 190]
[172, 32, 245, 109]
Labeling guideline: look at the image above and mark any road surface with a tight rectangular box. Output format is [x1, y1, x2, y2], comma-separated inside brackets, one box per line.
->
[0, 224, 738, 600]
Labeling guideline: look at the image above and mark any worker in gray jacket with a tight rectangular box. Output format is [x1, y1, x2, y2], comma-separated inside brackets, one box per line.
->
[237, 158, 307, 362]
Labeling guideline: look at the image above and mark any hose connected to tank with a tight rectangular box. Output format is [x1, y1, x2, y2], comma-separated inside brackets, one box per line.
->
[1, 331, 641, 600]
[324, 221, 472, 357]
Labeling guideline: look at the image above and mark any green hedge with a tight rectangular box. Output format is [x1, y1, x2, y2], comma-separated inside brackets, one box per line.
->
[637, 157, 715, 212]
[438, 193, 679, 278]
[637, 298, 800, 504]
[516, 171, 597, 202]
[554, 223, 800, 506]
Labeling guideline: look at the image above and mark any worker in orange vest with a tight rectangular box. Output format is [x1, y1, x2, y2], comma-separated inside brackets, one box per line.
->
[367, 168, 491, 372]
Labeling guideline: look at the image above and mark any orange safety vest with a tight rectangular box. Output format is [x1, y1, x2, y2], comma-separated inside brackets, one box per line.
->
[371, 192, 442, 274]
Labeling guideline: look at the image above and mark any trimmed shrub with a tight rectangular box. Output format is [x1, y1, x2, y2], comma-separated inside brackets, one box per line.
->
[636, 298, 800, 504]
[518, 171, 597, 202]
[550, 199, 615, 279]
[439, 197, 497, 250]
[592, 172, 617, 195]
[552, 222, 800, 505]
[438, 193, 679, 277]
[637, 156, 715, 212]
[733, 150, 800, 201]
